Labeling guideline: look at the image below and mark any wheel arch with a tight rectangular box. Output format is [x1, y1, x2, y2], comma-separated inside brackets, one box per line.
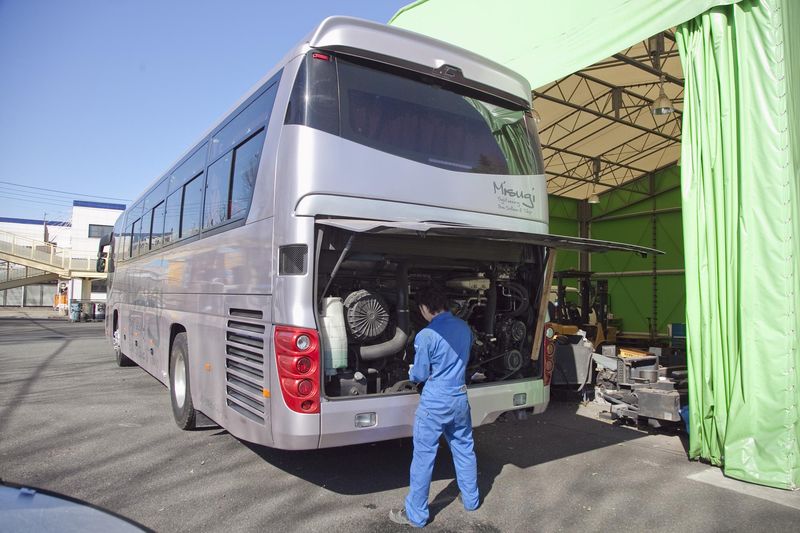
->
[168, 323, 187, 369]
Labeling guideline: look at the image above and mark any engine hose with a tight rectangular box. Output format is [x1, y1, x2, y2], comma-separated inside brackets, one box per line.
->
[358, 328, 408, 361]
[501, 281, 529, 317]
[357, 262, 409, 361]
[483, 273, 497, 334]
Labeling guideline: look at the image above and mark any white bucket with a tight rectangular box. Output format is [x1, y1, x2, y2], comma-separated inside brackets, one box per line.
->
[320, 297, 348, 375]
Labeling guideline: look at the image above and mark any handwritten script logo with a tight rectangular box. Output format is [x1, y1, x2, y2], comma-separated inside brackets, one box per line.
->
[493, 181, 535, 209]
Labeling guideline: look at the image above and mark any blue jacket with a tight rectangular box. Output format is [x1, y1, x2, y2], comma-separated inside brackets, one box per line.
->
[409, 311, 472, 396]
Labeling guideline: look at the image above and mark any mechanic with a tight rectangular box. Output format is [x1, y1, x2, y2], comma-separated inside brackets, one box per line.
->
[390, 286, 480, 527]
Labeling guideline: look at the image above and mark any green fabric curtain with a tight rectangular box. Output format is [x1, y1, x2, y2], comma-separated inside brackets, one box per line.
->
[677, 0, 800, 489]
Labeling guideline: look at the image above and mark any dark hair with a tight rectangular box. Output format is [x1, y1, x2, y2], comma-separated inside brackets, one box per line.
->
[415, 286, 449, 313]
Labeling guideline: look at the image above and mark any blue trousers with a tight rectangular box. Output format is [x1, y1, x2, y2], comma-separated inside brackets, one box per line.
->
[404, 392, 479, 527]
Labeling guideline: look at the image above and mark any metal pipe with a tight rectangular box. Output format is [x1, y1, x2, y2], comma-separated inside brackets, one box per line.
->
[592, 206, 682, 222]
[483, 270, 497, 335]
[592, 269, 685, 277]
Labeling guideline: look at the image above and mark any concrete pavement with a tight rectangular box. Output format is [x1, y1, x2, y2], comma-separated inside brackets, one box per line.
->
[1, 317, 798, 532]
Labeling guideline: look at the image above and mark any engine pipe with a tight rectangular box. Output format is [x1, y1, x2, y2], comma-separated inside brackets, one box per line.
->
[357, 262, 409, 361]
[483, 270, 497, 335]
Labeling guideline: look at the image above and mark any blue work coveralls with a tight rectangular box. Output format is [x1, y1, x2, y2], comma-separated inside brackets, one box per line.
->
[405, 311, 479, 527]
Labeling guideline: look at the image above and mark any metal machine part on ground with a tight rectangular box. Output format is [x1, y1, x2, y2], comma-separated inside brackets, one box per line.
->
[593, 347, 687, 426]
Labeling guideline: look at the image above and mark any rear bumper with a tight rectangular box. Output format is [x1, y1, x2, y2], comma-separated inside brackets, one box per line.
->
[317, 378, 547, 448]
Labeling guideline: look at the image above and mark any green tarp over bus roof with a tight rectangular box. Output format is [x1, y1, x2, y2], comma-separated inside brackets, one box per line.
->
[389, 0, 738, 89]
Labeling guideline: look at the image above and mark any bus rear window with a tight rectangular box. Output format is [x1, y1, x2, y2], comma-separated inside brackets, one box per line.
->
[286, 52, 543, 176]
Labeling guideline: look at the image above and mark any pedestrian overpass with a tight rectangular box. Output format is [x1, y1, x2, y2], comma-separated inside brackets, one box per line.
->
[0, 229, 105, 292]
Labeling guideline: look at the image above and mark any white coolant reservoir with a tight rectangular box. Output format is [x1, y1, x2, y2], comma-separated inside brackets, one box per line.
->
[320, 297, 348, 375]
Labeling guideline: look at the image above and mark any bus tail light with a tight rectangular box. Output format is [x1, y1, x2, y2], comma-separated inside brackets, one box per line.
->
[542, 323, 556, 386]
[274, 326, 320, 414]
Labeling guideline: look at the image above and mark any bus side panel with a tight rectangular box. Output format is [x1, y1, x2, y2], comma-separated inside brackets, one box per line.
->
[269, 211, 321, 449]
[157, 219, 276, 445]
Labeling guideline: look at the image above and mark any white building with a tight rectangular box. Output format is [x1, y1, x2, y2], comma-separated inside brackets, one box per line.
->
[0, 201, 125, 307]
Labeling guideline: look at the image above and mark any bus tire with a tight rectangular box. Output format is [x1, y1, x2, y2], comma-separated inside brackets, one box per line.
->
[169, 332, 197, 430]
[114, 325, 135, 367]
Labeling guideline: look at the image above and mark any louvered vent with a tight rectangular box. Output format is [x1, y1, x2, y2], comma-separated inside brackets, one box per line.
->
[225, 311, 266, 425]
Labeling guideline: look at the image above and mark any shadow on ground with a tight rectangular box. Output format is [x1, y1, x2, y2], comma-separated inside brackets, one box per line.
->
[241, 395, 659, 521]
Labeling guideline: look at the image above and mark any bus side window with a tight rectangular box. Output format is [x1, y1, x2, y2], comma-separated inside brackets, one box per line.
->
[180, 173, 204, 238]
[163, 190, 181, 245]
[131, 219, 141, 257]
[230, 129, 266, 220]
[204, 153, 233, 229]
[210, 82, 278, 161]
[150, 202, 166, 250]
[121, 224, 132, 260]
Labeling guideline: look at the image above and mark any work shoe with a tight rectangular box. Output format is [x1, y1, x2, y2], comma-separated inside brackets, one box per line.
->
[389, 508, 423, 528]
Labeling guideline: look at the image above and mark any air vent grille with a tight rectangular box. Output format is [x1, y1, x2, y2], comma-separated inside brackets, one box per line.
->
[279, 244, 307, 275]
[225, 310, 266, 425]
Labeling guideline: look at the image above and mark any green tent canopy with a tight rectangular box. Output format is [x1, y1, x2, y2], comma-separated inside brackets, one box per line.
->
[389, 0, 738, 90]
[390, 0, 800, 490]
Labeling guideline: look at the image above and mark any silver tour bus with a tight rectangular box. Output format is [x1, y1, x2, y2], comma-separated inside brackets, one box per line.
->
[99, 17, 655, 449]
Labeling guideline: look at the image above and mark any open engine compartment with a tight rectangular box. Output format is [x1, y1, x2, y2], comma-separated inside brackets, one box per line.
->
[315, 227, 547, 398]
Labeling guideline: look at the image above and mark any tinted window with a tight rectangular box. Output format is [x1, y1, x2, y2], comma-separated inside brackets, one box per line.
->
[170, 144, 207, 194]
[122, 224, 133, 259]
[287, 53, 543, 175]
[131, 219, 141, 257]
[210, 84, 278, 160]
[137, 219, 149, 256]
[203, 153, 232, 229]
[150, 202, 166, 250]
[129, 201, 144, 223]
[144, 179, 169, 211]
[181, 174, 203, 238]
[163, 190, 181, 245]
[285, 54, 338, 134]
[231, 130, 266, 220]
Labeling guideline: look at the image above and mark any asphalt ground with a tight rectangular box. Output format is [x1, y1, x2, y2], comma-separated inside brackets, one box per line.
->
[1, 316, 799, 532]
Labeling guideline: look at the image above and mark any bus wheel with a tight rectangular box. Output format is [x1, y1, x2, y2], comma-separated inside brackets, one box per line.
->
[114, 326, 135, 367]
[169, 332, 197, 430]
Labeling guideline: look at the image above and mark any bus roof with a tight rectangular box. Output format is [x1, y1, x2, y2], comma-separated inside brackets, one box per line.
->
[307, 16, 532, 109]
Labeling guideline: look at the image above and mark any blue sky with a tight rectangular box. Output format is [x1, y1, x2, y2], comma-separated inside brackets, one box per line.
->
[0, 0, 410, 223]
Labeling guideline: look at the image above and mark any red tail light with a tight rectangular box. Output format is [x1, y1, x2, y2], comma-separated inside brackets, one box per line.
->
[542, 323, 556, 386]
[274, 326, 320, 414]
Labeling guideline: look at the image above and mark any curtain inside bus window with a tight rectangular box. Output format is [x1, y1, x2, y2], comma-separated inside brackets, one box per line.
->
[464, 98, 543, 175]
[338, 59, 516, 174]
[289, 53, 543, 176]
